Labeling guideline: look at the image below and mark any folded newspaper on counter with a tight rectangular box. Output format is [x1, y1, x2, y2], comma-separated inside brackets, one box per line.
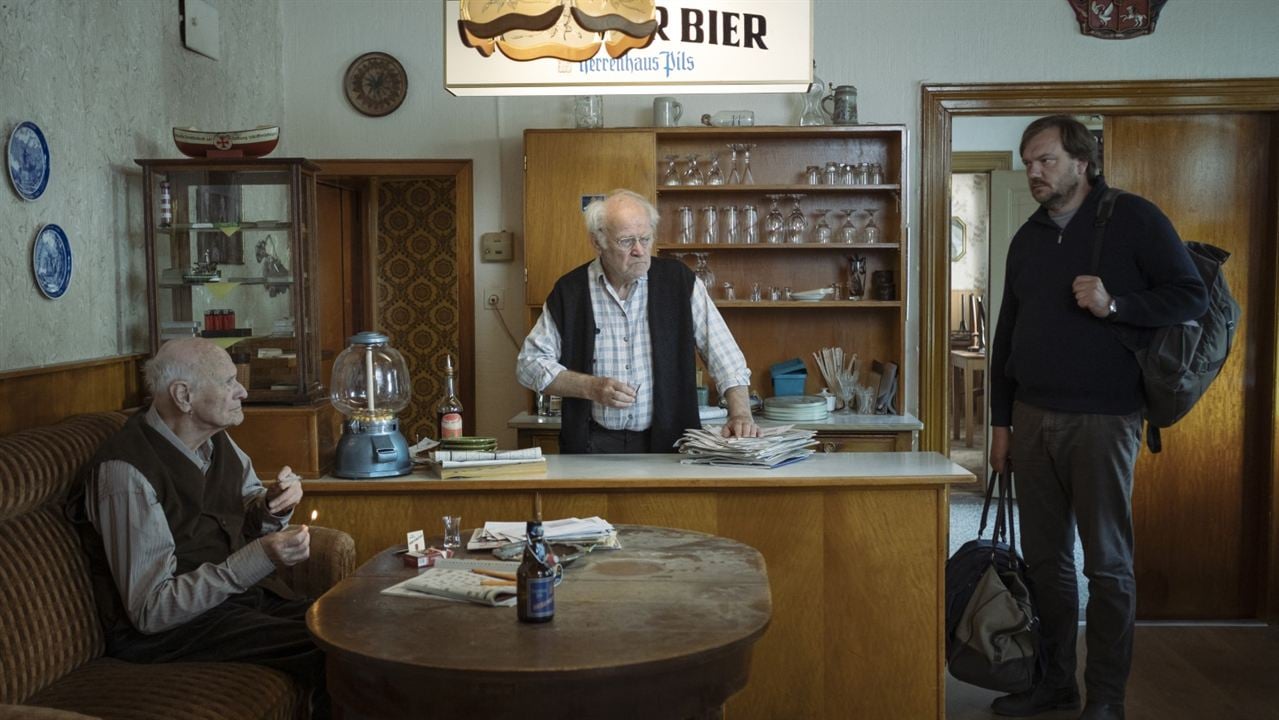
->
[676, 424, 819, 468]
[467, 516, 618, 550]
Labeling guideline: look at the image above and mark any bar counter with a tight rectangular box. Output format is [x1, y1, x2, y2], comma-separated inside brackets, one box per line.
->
[296, 452, 973, 720]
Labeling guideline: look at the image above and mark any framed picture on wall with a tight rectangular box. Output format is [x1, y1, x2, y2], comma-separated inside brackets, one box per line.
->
[950, 216, 968, 262]
[195, 185, 244, 265]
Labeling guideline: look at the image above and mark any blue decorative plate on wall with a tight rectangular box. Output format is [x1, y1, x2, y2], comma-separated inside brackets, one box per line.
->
[33, 223, 72, 299]
[7, 120, 51, 201]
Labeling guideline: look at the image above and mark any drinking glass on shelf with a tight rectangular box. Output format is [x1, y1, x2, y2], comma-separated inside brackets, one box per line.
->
[699, 205, 718, 244]
[721, 281, 735, 300]
[740, 143, 756, 184]
[840, 163, 855, 185]
[812, 208, 833, 244]
[741, 204, 759, 244]
[727, 144, 742, 185]
[838, 208, 860, 243]
[785, 194, 808, 244]
[863, 208, 883, 243]
[835, 372, 858, 416]
[764, 195, 785, 244]
[870, 162, 884, 185]
[661, 155, 681, 186]
[707, 153, 725, 186]
[848, 254, 867, 300]
[750, 282, 762, 302]
[805, 165, 821, 185]
[720, 205, 740, 244]
[692, 252, 715, 290]
[822, 161, 839, 185]
[677, 205, 694, 244]
[683, 154, 704, 186]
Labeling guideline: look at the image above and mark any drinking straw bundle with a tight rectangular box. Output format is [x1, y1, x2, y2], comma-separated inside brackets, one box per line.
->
[812, 347, 858, 392]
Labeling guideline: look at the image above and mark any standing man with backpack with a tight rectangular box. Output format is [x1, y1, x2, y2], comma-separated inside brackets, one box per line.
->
[987, 115, 1209, 720]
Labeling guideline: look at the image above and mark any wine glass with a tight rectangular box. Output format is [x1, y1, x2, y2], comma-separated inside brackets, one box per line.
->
[838, 208, 859, 244]
[727, 144, 742, 185]
[740, 143, 756, 184]
[692, 252, 715, 290]
[835, 370, 858, 415]
[764, 195, 785, 244]
[812, 208, 832, 244]
[863, 208, 883, 244]
[683, 154, 704, 186]
[661, 155, 681, 186]
[785, 194, 807, 244]
[707, 153, 725, 186]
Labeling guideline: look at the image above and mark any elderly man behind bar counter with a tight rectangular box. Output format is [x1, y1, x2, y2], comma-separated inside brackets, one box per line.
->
[517, 188, 759, 453]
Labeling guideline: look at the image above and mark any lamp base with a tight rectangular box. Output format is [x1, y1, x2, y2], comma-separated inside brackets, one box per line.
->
[333, 425, 412, 479]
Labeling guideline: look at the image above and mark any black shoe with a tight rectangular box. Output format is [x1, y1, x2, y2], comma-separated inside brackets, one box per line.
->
[1079, 702, 1125, 720]
[991, 683, 1082, 717]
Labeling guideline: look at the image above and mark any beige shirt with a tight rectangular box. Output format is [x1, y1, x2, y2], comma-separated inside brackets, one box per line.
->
[85, 407, 290, 634]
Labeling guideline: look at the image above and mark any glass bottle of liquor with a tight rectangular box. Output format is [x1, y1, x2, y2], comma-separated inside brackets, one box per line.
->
[517, 519, 555, 623]
[436, 354, 463, 439]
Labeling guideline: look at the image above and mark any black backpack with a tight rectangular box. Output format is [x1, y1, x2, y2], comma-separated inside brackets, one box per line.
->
[1092, 188, 1241, 452]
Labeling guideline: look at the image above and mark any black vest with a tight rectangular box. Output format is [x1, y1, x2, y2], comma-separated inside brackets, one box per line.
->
[69, 410, 260, 633]
[546, 256, 700, 453]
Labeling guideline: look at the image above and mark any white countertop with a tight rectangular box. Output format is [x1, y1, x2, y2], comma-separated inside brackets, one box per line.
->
[507, 411, 924, 433]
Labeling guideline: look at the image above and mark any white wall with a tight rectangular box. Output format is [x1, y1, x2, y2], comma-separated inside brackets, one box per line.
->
[5, 0, 1278, 447]
[0, 0, 284, 369]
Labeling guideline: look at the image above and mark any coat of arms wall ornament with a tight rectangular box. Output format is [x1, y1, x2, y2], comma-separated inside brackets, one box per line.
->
[1067, 0, 1167, 39]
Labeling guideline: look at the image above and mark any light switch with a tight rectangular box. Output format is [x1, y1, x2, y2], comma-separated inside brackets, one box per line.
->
[481, 231, 514, 263]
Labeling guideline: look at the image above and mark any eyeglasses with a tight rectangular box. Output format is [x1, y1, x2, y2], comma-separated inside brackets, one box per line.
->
[611, 234, 654, 251]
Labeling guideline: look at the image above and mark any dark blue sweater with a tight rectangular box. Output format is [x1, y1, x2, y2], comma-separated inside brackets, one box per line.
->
[989, 179, 1208, 426]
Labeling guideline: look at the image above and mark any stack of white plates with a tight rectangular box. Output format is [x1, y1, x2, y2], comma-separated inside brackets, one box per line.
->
[762, 395, 829, 422]
[791, 287, 833, 302]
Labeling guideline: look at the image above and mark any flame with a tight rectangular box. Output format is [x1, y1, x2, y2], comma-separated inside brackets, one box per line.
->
[310, 509, 318, 523]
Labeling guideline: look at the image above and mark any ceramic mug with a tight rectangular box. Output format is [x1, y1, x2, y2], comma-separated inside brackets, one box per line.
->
[821, 85, 859, 125]
[653, 96, 683, 127]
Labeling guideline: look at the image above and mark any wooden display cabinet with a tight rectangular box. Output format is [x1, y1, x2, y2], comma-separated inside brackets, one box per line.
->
[524, 126, 907, 415]
[137, 157, 323, 405]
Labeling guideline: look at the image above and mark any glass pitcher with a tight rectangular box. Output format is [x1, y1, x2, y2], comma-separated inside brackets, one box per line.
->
[799, 60, 829, 126]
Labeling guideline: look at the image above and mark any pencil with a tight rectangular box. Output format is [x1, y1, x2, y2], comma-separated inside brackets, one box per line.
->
[480, 579, 516, 587]
[471, 568, 517, 581]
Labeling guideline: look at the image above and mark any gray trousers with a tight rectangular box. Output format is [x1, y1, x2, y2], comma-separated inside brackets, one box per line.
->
[1010, 401, 1142, 705]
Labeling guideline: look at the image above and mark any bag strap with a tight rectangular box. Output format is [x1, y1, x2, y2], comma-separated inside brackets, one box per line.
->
[977, 469, 998, 538]
[1090, 187, 1124, 276]
[1001, 470, 1018, 557]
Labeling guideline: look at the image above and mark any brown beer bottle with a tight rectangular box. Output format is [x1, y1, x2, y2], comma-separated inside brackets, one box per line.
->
[436, 354, 463, 439]
[517, 520, 555, 623]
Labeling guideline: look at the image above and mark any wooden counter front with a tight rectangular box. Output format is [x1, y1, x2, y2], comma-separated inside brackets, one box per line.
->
[295, 453, 974, 720]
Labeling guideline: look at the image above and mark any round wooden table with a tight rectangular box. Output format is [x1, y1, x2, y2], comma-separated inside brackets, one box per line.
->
[307, 525, 772, 720]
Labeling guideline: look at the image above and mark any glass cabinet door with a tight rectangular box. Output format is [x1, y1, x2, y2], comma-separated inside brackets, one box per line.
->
[138, 158, 321, 404]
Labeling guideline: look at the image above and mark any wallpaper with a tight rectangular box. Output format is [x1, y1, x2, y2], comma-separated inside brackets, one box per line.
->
[0, 0, 284, 370]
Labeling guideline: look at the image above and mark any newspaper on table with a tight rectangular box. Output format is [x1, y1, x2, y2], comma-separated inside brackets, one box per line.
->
[675, 424, 818, 468]
[382, 567, 517, 607]
[467, 516, 619, 550]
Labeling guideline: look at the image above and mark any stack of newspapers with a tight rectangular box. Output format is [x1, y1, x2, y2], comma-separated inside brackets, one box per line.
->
[420, 446, 547, 479]
[676, 425, 819, 468]
[468, 516, 617, 550]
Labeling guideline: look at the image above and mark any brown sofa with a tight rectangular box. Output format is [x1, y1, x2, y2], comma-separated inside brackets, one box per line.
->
[0, 412, 356, 719]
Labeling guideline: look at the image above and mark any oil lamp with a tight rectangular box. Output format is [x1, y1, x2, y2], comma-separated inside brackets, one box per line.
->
[331, 332, 412, 478]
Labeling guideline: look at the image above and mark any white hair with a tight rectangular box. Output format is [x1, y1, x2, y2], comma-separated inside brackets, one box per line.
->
[583, 189, 660, 245]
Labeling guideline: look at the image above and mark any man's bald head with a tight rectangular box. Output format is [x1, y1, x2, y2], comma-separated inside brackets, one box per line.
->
[145, 337, 227, 398]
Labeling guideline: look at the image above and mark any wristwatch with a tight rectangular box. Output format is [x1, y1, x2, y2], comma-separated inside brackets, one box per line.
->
[1106, 297, 1118, 318]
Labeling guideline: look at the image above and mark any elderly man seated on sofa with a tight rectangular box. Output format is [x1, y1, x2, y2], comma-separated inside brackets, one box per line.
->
[67, 337, 329, 718]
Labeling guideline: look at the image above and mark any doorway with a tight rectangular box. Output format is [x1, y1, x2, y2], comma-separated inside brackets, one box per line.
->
[920, 79, 1279, 622]
[315, 160, 475, 443]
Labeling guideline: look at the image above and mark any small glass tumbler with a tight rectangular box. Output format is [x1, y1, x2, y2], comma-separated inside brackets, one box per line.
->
[442, 515, 462, 549]
[573, 95, 603, 128]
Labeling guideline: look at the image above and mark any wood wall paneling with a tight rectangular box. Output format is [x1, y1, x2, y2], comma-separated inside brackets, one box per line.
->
[1108, 114, 1272, 619]
[0, 355, 144, 436]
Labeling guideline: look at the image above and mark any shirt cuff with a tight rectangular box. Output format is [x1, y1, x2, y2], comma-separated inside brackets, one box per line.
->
[229, 539, 279, 587]
[714, 377, 752, 396]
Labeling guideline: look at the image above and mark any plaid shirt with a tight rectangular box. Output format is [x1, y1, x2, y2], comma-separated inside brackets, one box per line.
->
[517, 258, 751, 430]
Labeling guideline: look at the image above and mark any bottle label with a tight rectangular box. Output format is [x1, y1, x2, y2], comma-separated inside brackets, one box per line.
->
[525, 575, 555, 619]
[440, 413, 462, 438]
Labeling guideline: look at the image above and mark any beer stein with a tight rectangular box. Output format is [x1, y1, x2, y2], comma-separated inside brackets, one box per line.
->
[821, 85, 858, 125]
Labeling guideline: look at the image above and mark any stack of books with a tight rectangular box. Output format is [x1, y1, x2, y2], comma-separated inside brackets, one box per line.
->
[422, 446, 547, 479]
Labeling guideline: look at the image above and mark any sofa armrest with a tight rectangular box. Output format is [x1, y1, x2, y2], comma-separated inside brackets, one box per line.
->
[0, 705, 100, 720]
[275, 525, 356, 598]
